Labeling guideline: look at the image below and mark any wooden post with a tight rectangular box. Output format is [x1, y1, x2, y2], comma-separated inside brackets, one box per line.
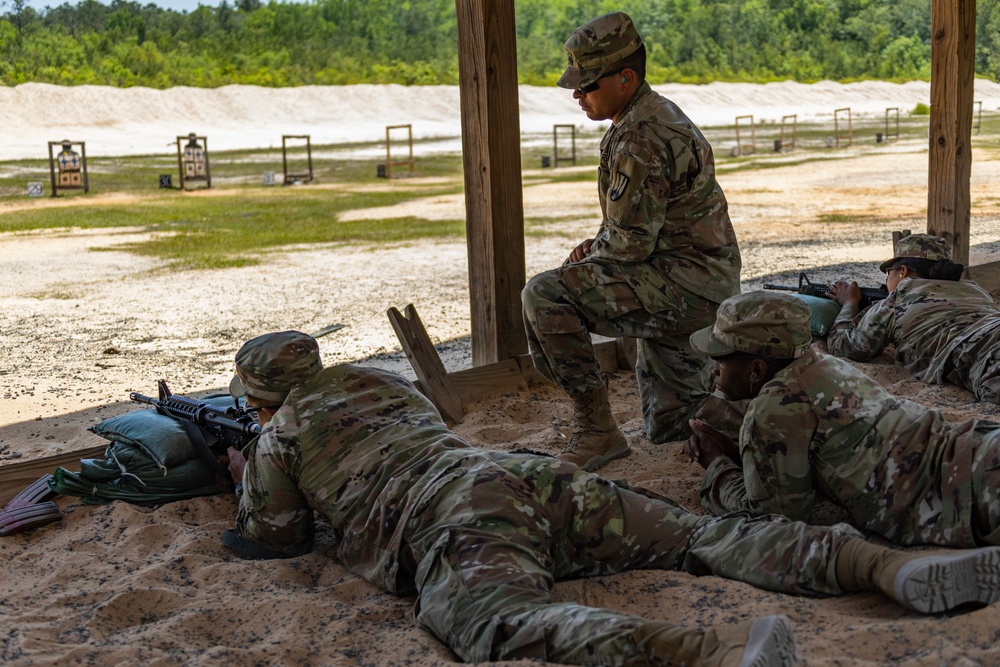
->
[928, 0, 976, 266]
[454, 0, 527, 366]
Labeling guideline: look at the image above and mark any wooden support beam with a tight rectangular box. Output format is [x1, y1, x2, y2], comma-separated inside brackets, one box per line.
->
[387, 304, 464, 424]
[454, 0, 527, 366]
[927, 0, 976, 266]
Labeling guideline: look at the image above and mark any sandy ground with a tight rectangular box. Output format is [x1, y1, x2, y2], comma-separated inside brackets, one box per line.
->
[3, 82, 1000, 666]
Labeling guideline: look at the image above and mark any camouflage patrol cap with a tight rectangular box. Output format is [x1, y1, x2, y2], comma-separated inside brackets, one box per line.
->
[878, 234, 952, 272]
[557, 12, 644, 90]
[229, 330, 323, 404]
[690, 292, 812, 359]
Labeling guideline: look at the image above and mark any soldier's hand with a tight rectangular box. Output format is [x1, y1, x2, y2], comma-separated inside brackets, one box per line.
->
[226, 446, 247, 485]
[567, 239, 594, 264]
[686, 419, 738, 469]
[829, 280, 861, 307]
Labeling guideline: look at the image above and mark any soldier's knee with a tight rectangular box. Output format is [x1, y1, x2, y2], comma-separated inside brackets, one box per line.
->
[522, 271, 564, 308]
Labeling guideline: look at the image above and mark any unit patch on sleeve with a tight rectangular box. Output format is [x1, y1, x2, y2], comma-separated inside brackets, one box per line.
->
[608, 171, 630, 201]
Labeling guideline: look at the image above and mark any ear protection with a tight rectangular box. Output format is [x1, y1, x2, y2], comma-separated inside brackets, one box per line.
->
[750, 371, 759, 379]
[621, 76, 628, 84]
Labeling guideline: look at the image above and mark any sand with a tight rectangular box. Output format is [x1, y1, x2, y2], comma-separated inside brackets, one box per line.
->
[3, 79, 1000, 160]
[3, 81, 1000, 666]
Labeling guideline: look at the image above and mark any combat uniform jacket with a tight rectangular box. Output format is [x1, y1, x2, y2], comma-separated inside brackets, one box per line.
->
[701, 348, 999, 546]
[827, 278, 1000, 399]
[589, 81, 740, 309]
[236, 363, 484, 594]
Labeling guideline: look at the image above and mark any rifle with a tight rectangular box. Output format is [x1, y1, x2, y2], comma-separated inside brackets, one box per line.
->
[130, 380, 261, 488]
[762, 272, 888, 309]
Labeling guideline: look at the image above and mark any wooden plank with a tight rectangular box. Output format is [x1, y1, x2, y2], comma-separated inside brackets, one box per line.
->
[454, 0, 527, 366]
[615, 337, 638, 371]
[0, 445, 105, 506]
[387, 304, 464, 424]
[927, 0, 976, 266]
[448, 358, 528, 405]
[965, 258, 1000, 295]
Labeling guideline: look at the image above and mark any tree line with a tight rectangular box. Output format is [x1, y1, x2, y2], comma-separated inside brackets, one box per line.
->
[2, 0, 999, 88]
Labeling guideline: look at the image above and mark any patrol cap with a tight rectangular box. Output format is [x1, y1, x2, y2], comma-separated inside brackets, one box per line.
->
[557, 12, 644, 90]
[690, 292, 812, 359]
[229, 330, 323, 404]
[878, 234, 952, 272]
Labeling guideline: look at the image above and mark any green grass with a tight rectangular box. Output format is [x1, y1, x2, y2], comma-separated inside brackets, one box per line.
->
[5, 188, 467, 270]
[816, 213, 879, 224]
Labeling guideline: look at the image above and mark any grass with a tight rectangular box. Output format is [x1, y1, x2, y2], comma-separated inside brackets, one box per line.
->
[3, 110, 998, 271]
[3, 188, 468, 270]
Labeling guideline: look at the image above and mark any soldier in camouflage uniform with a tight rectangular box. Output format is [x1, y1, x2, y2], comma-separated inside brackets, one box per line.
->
[686, 291, 1000, 548]
[521, 12, 743, 472]
[827, 233, 1000, 403]
[222, 330, 1000, 667]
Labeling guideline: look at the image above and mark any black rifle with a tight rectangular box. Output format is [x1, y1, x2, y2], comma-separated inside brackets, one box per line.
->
[130, 380, 261, 488]
[762, 272, 888, 309]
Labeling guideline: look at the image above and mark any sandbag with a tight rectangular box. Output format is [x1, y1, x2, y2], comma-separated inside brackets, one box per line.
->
[48, 395, 238, 505]
[787, 293, 843, 338]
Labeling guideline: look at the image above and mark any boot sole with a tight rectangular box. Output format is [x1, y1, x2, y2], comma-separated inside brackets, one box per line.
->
[739, 615, 797, 667]
[894, 547, 1000, 613]
[579, 438, 631, 472]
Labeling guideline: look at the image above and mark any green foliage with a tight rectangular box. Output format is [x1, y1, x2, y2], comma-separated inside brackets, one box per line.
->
[0, 0, 995, 87]
[912, 102, 930, 115]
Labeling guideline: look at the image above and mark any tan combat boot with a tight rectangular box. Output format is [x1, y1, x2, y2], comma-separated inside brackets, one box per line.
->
[834, 537, 1000, 614]
[557, 384, 630, 471]
[634, 614, 797, 667]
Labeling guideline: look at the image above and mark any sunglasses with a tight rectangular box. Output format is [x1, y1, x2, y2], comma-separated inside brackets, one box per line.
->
[243, 403, 280, 418]
[576, 69, 625, 95]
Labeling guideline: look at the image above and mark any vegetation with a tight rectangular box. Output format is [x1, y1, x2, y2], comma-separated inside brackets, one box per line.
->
[1, 0, 999, 88]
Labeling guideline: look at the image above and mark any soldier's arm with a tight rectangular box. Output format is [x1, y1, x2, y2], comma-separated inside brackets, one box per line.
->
[826, 294, 896, 361]
[587, 134, 669, 264]
[700, 398, 818, 521]
[234, 426, 314, 557]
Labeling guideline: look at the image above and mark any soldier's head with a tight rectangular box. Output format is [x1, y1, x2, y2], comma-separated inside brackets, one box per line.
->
[230, 330, 323, 423]
[558, 12, 647, 122]
[690, 292, 811, 400]
[879, 234, 964, 289]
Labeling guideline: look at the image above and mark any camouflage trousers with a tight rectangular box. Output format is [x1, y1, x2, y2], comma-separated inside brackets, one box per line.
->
[521, 262, 744, 442]
[972, 428, 1000, 544]
[944, 325, 1000, 404]
[405, 453, 858, 666]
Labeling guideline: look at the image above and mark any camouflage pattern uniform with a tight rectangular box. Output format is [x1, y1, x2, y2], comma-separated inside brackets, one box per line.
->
[522, 13, 742, 444]
[699, 346, 1000, 547]
[827, 278, 1000, 403]
[235, 362, 866, 664]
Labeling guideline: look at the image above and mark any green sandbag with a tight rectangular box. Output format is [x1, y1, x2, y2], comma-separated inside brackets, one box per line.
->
[51, 395, 237, 505]
[49, 464, 221, 506]
[787, 293, 843, 337]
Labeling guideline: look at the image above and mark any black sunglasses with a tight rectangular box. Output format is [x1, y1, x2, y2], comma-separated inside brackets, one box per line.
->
[244, 403, 280, 417]
[577, 69, 625, 95]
